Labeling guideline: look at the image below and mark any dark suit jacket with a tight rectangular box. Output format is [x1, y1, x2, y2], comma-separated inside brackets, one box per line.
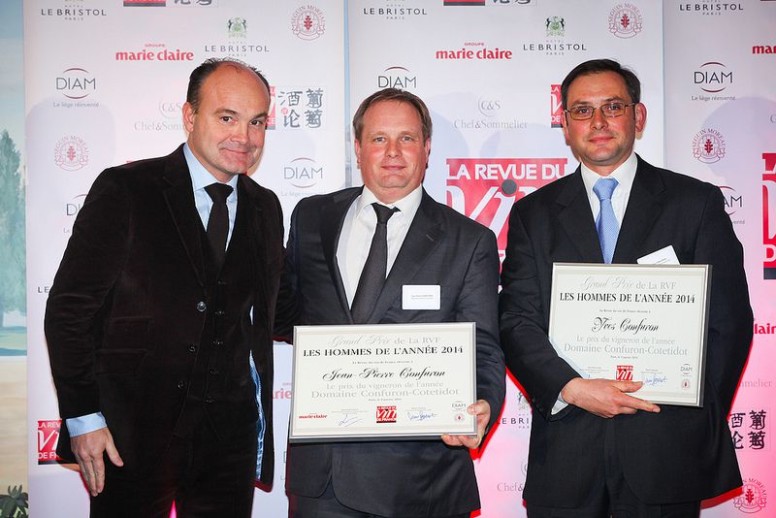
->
[44, 145, 285, 485]
[284, 187, 506, 517]
[499, 156, 753, 506]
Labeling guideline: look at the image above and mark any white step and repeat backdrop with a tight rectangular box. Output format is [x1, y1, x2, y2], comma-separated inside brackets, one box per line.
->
[25, 1, 775, 516]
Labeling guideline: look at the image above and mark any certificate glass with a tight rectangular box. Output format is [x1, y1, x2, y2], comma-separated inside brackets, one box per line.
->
[289, 322, 477, 442]
[549, 263, 710, 407]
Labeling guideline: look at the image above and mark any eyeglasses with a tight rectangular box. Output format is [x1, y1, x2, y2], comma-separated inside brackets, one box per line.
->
[564, 102, 636, 121]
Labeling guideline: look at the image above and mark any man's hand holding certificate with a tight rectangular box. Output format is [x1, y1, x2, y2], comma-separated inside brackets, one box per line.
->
[550, 263, 711, 407]
[290, 323, 478, 442]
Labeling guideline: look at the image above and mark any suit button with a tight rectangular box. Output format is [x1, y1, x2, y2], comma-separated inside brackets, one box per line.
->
[209, 369, 220, 376]
[177, 380, 186, 390]
[188, 344, 197, 353]
[205, 397, 214, 404]
[213, 339, 224, 346]
[196, 301, 207, 312]
[214, 310, 225, 317]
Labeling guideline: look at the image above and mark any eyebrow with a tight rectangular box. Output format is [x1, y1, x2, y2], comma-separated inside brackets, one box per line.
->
[215, 108, 268, 119]
[570, 96, 627, 106]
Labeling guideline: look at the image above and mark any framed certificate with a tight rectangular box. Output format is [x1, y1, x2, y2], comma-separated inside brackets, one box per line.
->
[549, 263, 711, 407]
[289, 322, 477, 442]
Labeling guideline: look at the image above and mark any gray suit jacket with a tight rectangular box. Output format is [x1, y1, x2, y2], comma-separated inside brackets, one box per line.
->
[284, 187, 505, 517]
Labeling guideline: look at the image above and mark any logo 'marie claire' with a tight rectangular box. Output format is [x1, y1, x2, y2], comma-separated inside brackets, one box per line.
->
[733, 478, 767, 513]
[609, 3, 643, 39]
[54, 136, 89, 171]
[292, 5, 325, 41]
[435, 42, 513, 61]
[692, 128, 726, 163]
[753, 44, 775, 55]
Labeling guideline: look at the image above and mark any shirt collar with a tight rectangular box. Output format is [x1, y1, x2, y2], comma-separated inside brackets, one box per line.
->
[183, 143, 239, 192]
[356, 185, 423, 220]
[580, 152, 637, 196]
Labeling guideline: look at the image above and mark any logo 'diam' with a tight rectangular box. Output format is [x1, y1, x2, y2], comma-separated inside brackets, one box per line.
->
[56, 68, 96, 100]
[378, 66, 416, 89]
[692, 128, 726, 163]
[694, 62, 733, 93]
[292, 5, 325, 41]
[609, 3, 643, 39]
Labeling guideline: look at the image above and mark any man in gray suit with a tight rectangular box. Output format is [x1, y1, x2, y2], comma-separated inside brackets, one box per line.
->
[499, 59, 752, 517]
[284, 88, 506, 518]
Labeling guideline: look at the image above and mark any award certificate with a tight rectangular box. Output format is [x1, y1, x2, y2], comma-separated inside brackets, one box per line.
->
[289, 322, 477, 442]
[550, 263, 710, 406]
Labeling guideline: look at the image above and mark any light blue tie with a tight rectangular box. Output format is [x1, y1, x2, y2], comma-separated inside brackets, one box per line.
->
[593, 177, 619, 264]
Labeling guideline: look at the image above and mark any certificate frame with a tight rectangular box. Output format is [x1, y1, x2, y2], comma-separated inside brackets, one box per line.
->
[549, 263, 711, 407]
[289, 322, 477, 442]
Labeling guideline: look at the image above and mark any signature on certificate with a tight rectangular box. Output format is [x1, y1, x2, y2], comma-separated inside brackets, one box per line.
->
[407, 410, 437, 422]
[338, 414, 363, 427]
[642, 373, 668, 387]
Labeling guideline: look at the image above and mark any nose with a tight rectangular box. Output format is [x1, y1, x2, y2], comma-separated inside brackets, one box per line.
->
[231, 122, 251, 144]
[590, 107, 608, 129]
[385, 139, 399, 158]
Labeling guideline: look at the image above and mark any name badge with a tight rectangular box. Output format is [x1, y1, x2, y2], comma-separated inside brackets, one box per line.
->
[402, 285, 440, 310]
[637, 245, 680, 265]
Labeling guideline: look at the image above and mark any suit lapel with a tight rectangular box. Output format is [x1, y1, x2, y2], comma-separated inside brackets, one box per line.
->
[613, 157, 665, 263]
[234, 175, 266, 306]
[162, 146, 207, 287]
[368, 191, 444, 322]
[321, 188, 362, 318]
[556, 170, 604, 263]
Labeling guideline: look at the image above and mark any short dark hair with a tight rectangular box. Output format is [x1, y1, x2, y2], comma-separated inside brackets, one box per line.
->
[352, 88, 433, 142]
[186, 58, 270, 113]
[561, 59, 641, 108]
